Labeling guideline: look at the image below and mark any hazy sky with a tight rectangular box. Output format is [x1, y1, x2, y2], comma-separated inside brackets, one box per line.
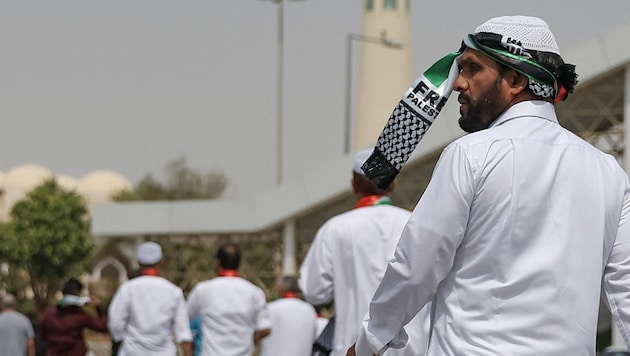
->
[0, 1, 628, 199]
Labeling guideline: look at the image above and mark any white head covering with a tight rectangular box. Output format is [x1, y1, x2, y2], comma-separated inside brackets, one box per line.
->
[137, 241, 163, 265]
[353, 148, 374, 175]
[475, 15, 560, 55]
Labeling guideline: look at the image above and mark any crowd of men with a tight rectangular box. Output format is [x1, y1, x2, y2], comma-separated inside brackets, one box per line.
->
[0, 145, 405, 356]
[101, 143, 401, 356]
[0, 241, 324, 356]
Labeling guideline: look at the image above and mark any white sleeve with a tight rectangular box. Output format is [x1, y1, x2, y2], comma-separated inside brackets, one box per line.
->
[298, 222, 335, 306]
[356, 143, 474, 354]
[173, 288, 193, 343]
[255, 290, 272, 330]
[187, 286, 200, 321]
[107, 284, 129, 342]
[603, 181, 630, 347]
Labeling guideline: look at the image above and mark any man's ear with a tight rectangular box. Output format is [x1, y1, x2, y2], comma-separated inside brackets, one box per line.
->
[507, 70, 528, 95]
[386, 179, 397, 194]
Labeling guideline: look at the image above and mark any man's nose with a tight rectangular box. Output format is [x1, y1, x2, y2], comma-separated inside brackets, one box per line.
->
[453, 74, 467, 92]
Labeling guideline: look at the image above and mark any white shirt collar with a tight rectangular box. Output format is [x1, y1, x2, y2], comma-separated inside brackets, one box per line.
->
[489, 100, 558, 128]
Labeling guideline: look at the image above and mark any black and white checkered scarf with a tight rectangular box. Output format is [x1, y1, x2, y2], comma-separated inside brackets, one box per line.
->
[362, 32, 568, 190]
[361, 52, 461, 190]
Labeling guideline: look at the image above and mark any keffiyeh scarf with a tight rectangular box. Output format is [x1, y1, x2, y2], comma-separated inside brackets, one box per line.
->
[362, 32, 568, 190]
[462, 32, 559, 99]
[361, 52, 461, 191]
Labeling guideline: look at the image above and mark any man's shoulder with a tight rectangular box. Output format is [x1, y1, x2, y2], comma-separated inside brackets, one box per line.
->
[196, 276, 263, 291]
[316, 205, 409, 238]
[126, 275, 183, 292]
[40, 305, 58, 318]
[450, 126, 503, 148]
[269, 298, 316, 313]
[0, 310, 32, 324]
[233, 277, 266, 292]
[269, 297, 310, 305]
[377, 204, 411, 214]
[3, 313, 33, 332]
[190, 278, 219, 291]
[330, 204, 409, 220]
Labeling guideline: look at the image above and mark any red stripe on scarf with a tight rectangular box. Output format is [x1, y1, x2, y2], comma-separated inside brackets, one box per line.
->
[354, 195, 391, 209]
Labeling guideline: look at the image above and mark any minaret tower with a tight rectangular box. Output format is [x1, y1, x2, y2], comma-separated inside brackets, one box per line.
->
[353, 0, 412, 151]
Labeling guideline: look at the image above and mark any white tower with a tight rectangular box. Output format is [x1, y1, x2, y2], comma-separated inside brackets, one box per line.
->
[353, 0, 412, 151]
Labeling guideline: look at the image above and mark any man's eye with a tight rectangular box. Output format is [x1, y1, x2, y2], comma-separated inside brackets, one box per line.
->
[459, 63, 480, 75]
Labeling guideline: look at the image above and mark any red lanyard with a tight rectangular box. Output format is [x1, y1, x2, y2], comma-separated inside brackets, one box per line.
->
[141, 268, 159, 276]
[219, 269, 240, 277]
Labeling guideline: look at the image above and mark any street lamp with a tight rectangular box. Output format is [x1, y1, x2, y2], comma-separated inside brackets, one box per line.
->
[263, 0, 303, 185]
[344, 31, 403, 154]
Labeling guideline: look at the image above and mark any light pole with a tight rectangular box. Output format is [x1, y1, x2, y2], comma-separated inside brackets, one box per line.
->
[344, 32, 403, 154]
[264, 0, 303, 185]
[274, 0, 284, 185]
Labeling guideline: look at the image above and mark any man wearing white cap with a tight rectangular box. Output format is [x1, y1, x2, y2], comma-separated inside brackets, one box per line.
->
[108, 241, 193, 356]
[299, 148, 430, 356]
[350, 16, 630, 355]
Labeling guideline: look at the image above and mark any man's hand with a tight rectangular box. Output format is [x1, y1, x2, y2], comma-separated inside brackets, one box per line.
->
[348, 343, 378, 356]
[179, 341, 193, 356]
[89, 295, 102, 307]
[254, 328, 271, 345]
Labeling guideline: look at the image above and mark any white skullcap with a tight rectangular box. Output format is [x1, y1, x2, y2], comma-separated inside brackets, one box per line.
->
[353, 147, 374, 175]
[137, 241, 162, 265]
[475, 15, 560, 55]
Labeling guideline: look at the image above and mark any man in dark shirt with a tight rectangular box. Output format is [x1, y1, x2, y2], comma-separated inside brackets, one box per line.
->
[39, 278, 108, 356]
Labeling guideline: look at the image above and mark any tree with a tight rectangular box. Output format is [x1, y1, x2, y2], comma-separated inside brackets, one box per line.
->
[0, 178, 93, 312]
[112, 157, 228, 201]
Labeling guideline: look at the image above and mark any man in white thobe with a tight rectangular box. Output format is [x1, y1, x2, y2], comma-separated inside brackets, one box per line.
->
[108, 241, 193, 356]
[260, 275, 318, 356]
[352, 15, 630, 356]
[187, 243, 272, 356]
[300, 148, 430, 356]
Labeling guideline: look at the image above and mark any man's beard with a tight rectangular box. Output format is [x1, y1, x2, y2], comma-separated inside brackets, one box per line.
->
[458, 78, 507, 133]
